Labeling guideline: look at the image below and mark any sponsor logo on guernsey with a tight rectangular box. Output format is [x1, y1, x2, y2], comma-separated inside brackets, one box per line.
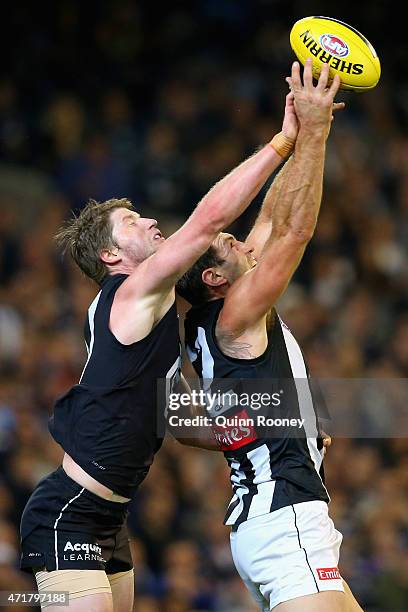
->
[319, 34, 349, 58]
[212, 408, 258, 451]
[63, 541, 105, 562]
[317, 567, 341, 580]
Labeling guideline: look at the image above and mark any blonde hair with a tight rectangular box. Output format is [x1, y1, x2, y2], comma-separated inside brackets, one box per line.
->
[55, 198, 133, 284]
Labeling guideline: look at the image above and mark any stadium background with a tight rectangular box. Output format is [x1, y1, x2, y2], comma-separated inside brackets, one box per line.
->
[0, 1, 407, 610]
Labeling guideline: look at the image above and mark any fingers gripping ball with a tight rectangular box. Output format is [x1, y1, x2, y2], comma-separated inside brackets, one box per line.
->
[290, 16, 381, 91]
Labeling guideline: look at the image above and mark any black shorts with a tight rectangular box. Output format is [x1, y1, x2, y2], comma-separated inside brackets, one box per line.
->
[20, 466, 133, 574]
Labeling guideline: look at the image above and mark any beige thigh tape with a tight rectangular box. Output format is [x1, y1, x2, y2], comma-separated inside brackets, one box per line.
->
[35, 569, 111, 605]
[107, 569, 134, 585]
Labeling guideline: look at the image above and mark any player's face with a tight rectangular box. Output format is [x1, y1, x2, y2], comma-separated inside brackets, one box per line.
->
[109, 208, 165, 264]
[213, 232, 257, 283]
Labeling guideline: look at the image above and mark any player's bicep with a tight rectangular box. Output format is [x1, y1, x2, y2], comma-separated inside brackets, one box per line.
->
[131, 214, 217, 297]
[219, 235, 307, 332]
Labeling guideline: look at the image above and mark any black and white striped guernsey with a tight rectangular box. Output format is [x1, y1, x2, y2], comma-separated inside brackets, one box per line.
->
[49, 273, 181, 498]
[184, 298, 329, 527]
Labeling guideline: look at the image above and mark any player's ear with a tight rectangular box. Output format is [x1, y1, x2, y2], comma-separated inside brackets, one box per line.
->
[100, 246, 121, 265]
[202, 267, 227, 288]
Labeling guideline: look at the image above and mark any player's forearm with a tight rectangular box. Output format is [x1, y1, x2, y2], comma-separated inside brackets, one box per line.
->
[167, 380, 221, 450]
[195, 144, 284, 232]
[175, 435, 221, 451]
[257, 155, 295, 224]
[245, 154, 295, 255]
[271, 128, 327, 242]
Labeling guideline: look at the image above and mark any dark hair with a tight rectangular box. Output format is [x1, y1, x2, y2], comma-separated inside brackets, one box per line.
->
[176, 246, 224, 305]
[54, 198, 133, 285]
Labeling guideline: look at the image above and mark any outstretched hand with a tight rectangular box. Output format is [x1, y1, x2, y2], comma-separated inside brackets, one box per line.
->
[286, 58, 345, 136]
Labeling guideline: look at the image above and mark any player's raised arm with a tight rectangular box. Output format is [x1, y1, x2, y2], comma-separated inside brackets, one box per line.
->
[246, 90, 344, 259]
[218, 60, 341, 334]
[119, 119, 296, 300]
[245, 91, 298, 258]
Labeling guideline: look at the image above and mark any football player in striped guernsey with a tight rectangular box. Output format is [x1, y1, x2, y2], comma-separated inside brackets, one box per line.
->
[177, 60, 362, 611]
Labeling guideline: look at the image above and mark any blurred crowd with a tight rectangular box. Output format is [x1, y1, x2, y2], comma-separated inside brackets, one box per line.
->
[0, 2, 407, 611]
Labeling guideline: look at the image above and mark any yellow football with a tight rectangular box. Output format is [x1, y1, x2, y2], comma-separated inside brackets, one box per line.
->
[290, 16, 381, 91]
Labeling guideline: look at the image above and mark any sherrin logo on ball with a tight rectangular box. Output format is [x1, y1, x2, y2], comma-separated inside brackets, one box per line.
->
[290, 16, 381, 91]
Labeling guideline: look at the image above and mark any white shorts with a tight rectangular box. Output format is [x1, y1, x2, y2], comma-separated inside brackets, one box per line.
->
[230, 500, 344, 611]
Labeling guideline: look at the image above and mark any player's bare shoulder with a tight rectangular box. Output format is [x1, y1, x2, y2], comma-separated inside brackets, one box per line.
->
[110, 271, 175, 345]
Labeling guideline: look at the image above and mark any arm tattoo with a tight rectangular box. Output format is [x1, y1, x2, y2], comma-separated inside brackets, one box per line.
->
[217, 330, 256, 359]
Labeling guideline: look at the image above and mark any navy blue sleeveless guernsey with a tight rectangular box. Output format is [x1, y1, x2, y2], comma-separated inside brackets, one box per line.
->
[184, 298, 329, 527]
[49, 274, 181, 498]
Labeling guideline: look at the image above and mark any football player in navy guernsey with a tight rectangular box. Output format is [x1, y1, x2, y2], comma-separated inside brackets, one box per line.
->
[19, 76, 305, 611]
[177, 60, 362, 611]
